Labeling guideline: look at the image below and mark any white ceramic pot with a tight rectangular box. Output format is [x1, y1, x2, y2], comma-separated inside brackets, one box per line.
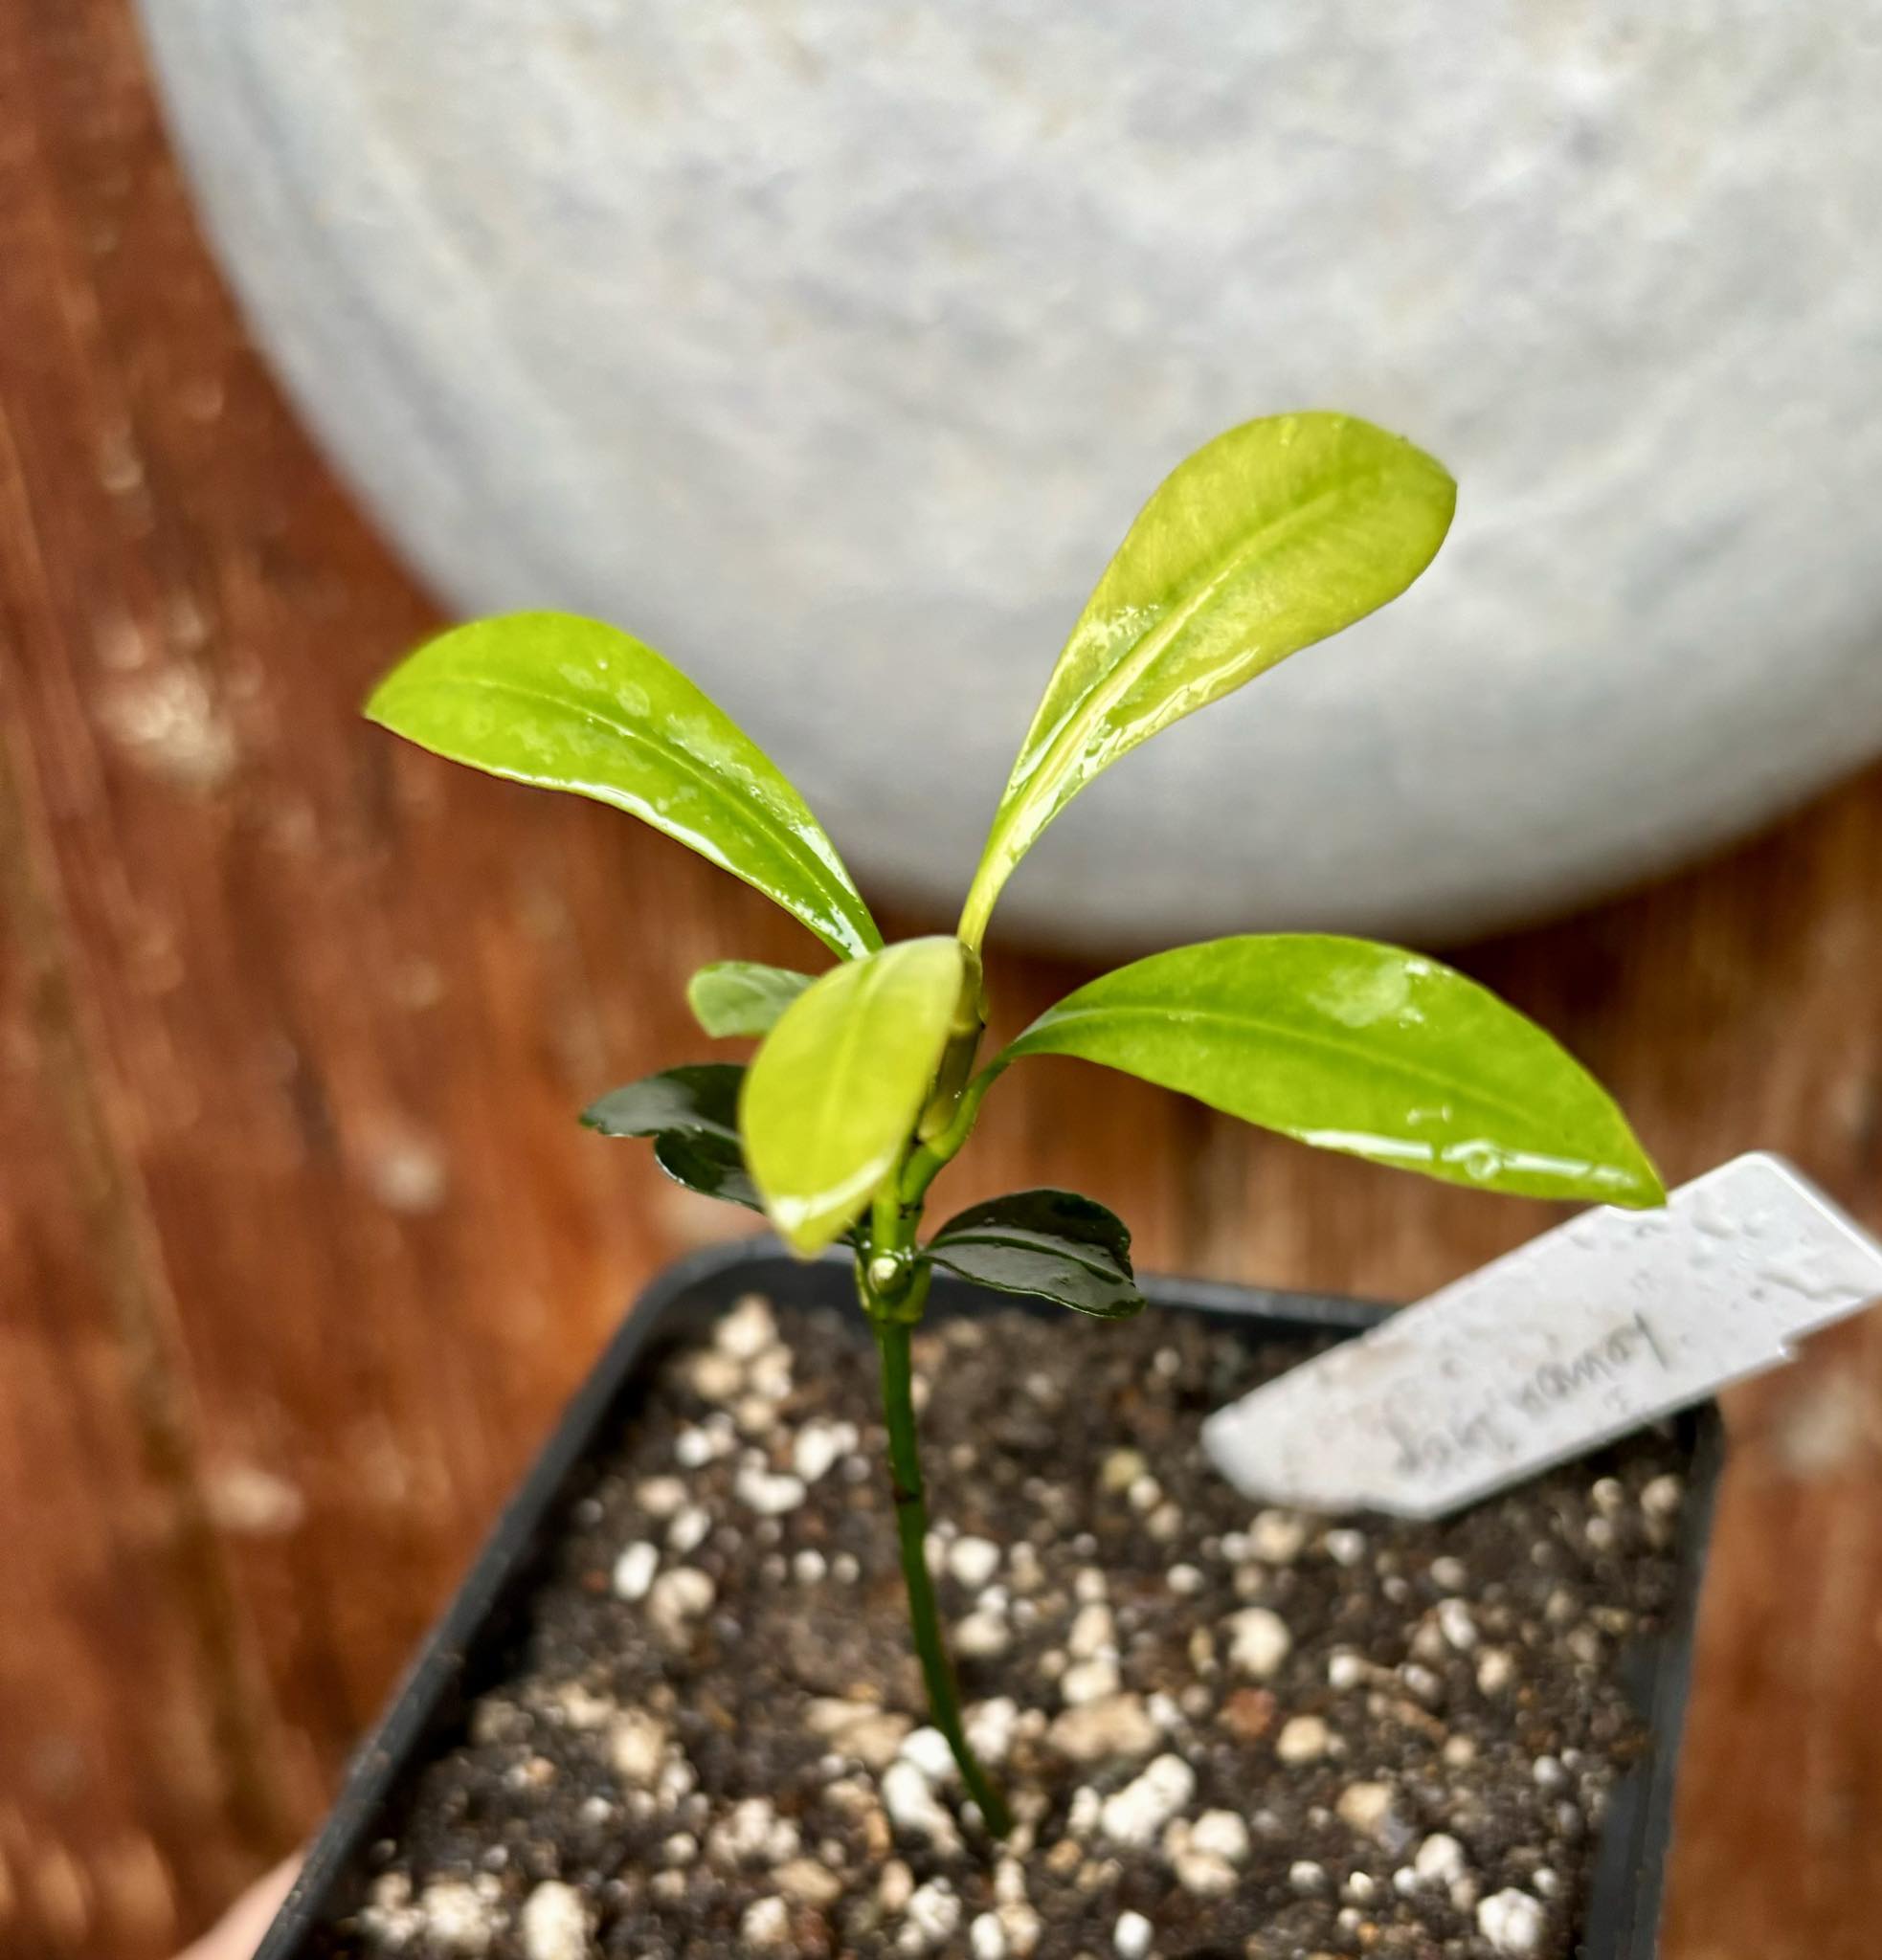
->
[139, 2, 1882, 947]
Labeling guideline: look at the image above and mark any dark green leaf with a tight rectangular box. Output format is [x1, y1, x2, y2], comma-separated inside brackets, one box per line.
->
[581, 1063, 743, 1142]
[368, 612, 882, 959]
[687, 961, 815, 1038]
[1004, 936, 1664, 1209]
[960, 415, 1454, 947]
[652, 1130, 763, 1213]
[582, 1065, 772, 1220]
[927, 1189, 1145, 1319]
[742, 937, 967, 1255]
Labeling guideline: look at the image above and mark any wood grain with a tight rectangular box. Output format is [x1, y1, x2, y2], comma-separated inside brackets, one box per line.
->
[2, 4, 1879, 1955]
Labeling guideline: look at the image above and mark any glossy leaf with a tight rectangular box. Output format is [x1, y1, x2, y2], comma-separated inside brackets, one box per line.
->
[742, 937, 968, 1255]
[582, 1065, 769, 1217]
[927, 1190, 1145, 1319]
[581, 1063, 743, 1143]
[1004, 936, 1664, 1208]
[959, 415, 1455, 947]
[368, 612, 882, 960]
[652, 1130, 763, 1214]
[687, 960, 815, 1038]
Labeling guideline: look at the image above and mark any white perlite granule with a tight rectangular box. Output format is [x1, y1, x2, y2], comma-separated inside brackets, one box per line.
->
[1478, 1887, 1548, 1954]
[518, 1882, 589, 1960]
[1113, 1908, 1154, 1959]
[1225, 1607, 1291, 1678]
[1100, 1754, 1195, 1847]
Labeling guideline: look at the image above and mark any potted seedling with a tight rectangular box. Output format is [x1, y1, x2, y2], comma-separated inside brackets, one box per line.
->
[276, 416, 1705, 1960]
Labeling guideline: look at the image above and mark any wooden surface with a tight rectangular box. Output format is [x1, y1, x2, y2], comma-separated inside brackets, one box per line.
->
[2, 5, 1879, 1955]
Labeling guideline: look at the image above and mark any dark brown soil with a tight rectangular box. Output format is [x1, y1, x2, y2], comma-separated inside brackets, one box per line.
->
[312, 1291, 1689, 1960]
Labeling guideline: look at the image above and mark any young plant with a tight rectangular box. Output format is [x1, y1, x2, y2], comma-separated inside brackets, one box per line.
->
[367, 412, 1662, 1834]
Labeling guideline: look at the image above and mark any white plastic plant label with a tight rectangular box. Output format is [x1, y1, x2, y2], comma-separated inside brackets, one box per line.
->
[1202, 1152, 1882, 1519]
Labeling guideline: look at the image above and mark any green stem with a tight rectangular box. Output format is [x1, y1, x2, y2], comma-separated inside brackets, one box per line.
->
[917, 947, 987, 1142]
[865, 1298, 1012, 1837]
[901, 1057, 1009, 1206]
[852, 1014, 1012, 1834]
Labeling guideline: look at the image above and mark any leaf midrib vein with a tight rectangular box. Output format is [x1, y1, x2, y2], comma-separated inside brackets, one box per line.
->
[931, 1229, 1125, 1281]
[417, 671, 868, 946]
[1003, 466, 1393, 841]
[1021, 999, 1563, 1139]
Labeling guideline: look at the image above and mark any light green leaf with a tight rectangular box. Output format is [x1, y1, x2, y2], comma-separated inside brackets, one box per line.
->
[742, 937, 968, 1255]
[367, 612, 882, 960]
[687, 961, 816, 1038]
[1004, 936, 1664, 1208]
[959, 415, 1455, 947]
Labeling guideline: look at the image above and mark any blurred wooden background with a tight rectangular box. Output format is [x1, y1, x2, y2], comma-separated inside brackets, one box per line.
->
[4, 4, 1882, 1955]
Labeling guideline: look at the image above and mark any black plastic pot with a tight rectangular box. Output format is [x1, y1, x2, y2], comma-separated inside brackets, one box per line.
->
[257, 1240, 1721, 1960]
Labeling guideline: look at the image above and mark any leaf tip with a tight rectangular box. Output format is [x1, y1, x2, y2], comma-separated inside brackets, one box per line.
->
[1579, 1094, 1665, 1210]
[773, 1206, 844, 1259]
[1606, 1150, 1668, 1212]
[1386, 428, 1458, 559]
[683, 968, 720, 1035]
[360, 665, 406, 731]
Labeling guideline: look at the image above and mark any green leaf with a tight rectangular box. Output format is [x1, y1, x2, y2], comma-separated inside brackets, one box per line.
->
[927, 1190, 1145, 1319]
[367, 612, 882, 961]
[1004, 936, 1664, 1208]
[687, 961, 815, 1038]
[582, 1064, 769, 1217]
[652, 1130, 763, 1214]
[959, 415, 1455, 947]
[581, 1063, 743, 1143]
[742, 937, 968, 1255]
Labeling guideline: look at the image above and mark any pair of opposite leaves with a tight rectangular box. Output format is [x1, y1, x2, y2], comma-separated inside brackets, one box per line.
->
[367, 412, 1662, 1260]
[578, 1060, 1144, 1320]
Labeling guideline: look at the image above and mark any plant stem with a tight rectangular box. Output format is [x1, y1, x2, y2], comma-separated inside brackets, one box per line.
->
[901, 1058, 1008, 1207]
[856, 1009, 1011, 1834]
[867, 1307, 1013, 1837]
